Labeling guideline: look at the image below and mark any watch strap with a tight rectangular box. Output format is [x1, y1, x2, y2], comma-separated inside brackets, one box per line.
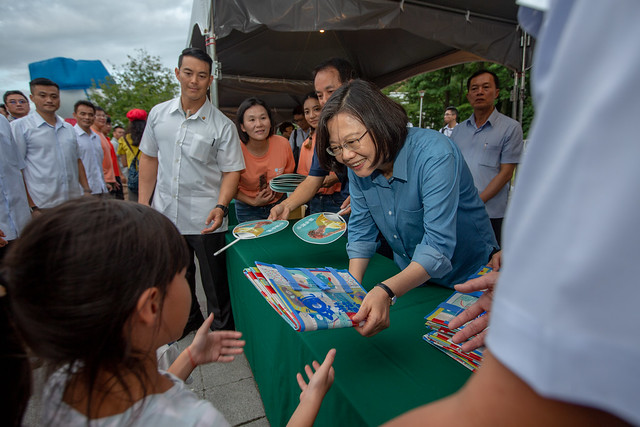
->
[375, 282, 397, 305]
[215, 204, 229, 218]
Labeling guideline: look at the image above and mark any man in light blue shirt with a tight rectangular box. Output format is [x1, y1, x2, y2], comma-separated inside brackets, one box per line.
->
[451, 70, 523, 245]
[73, 100, 109, 195]
[0, 115, 31, 260]
[11, 78, 90, 209]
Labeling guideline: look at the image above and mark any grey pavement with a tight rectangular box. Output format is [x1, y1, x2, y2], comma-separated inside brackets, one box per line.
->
[22, 262, 270, 426]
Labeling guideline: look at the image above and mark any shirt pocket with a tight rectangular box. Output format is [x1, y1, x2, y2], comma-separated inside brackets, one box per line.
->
[188, 135, 214, 160]
[478, 145, 500, 168]
[397, 206, 424, 252]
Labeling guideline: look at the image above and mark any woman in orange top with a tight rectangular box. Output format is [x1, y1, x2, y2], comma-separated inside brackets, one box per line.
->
[296, 93, 346, 215]
[235, 97, 295, 222]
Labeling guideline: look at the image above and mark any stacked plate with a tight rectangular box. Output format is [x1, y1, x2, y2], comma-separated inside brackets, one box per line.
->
[269, 173, 307, 193]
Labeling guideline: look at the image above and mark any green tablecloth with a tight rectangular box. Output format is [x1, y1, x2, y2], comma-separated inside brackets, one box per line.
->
[225, 224, 471, 426]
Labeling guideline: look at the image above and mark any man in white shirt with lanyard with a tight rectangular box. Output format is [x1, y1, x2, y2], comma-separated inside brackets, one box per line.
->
[11, 78, 90, 211]
[139, 48, 245, 334]
[73, 100, 109, 196]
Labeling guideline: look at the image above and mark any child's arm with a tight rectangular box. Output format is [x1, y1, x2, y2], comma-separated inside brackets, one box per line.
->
[287, 349, 336, 427]
[168, 314, 245, 381]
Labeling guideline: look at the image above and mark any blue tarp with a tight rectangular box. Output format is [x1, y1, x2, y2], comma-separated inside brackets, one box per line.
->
[28, 57, 110, 90]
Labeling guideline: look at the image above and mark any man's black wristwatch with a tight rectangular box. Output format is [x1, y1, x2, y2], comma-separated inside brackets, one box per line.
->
[375, 282, 397, 306]
[215, 204, 229, 217]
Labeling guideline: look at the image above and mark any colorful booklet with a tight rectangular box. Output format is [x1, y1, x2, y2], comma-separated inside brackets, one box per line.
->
[422, 265, 491, 371]
[423, 328, 485, 371]
[243, 261, 367, 331]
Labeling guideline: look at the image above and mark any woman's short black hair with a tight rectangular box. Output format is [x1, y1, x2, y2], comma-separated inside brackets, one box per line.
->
[315, 79, 408, 172]
[235, 97, 274, 144]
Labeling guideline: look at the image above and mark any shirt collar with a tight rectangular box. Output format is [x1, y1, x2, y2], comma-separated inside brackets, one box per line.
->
[469, 107, 500, 130]
[33, 111, 65, 130]
[74, 124, 96, 137]
[171, 97, 213, 122]
[370, 129, 411, 186]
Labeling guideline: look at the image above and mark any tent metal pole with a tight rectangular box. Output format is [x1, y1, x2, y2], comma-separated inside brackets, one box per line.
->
[206, 4, 219, 107]
[519, 32, 530, 124]
[511, 71, 518, 119]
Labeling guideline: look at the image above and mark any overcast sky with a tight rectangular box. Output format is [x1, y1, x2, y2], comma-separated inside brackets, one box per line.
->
[0, 0, 193, 99]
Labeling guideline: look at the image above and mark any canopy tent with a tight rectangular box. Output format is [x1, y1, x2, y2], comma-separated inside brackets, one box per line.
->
[187, 0, 530, 121]
[28, 57, 110, 90]
[28, 57, 110, 118]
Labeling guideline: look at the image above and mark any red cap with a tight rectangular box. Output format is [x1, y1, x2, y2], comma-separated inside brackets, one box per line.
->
[126, 108, 148, 122]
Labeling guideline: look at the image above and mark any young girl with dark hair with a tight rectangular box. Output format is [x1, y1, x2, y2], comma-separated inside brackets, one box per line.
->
[234, 97, 295, 222]
[1, 197, 335, 425]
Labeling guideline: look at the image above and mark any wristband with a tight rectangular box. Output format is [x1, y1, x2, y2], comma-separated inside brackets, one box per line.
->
[215, 204, 229, 217]
[375, 282, 397, 306]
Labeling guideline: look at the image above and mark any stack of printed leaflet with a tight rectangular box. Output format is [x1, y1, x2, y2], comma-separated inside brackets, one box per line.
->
[243, 261, 367, 331]
[422, 266, 491, 371]
[269, 173, 307, 193]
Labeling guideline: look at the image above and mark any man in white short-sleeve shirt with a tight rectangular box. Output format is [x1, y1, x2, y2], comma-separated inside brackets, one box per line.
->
[11, 78, 90, 210]
[73, 100, 109, 195]
[139, 48, 245, 333]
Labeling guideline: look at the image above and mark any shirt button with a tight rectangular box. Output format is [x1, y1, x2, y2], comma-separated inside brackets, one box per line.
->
[388, 210, 393, 215]
[393, 235, 398, 239]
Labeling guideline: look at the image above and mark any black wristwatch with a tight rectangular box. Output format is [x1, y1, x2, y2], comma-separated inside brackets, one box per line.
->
[215, 204, 229, 218]
[375, 282, 397, 306]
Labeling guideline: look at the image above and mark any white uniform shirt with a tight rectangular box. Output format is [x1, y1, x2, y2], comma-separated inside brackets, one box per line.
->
[488, 1, 640, 425]
[11, 111, 82, 208]
[74, 125, 108, 194]
[0, 115, 31, 241]
[140, 97, 245, 235]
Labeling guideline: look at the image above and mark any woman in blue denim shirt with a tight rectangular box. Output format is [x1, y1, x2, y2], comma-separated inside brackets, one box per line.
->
[315, 80, 497, 337]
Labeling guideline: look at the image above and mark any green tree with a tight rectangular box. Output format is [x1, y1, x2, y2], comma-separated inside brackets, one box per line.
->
[383, 62, 534, 137]
[88, 49, 178, 128]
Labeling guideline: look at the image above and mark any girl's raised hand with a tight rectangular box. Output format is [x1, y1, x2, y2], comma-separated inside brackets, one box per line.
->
[188, 314, 245, 365]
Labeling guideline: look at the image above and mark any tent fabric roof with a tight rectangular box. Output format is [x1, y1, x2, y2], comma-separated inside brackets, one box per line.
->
[188, 0, 527, 119]
[28, 57, 110, 91]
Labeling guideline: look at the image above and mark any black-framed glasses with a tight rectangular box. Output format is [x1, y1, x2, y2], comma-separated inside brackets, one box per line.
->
[326, 130, 369, 157]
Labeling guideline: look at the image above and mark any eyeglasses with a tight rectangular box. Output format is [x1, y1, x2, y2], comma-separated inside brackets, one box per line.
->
[8, 99, 27, 105]
[326, 130, 368, 157]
